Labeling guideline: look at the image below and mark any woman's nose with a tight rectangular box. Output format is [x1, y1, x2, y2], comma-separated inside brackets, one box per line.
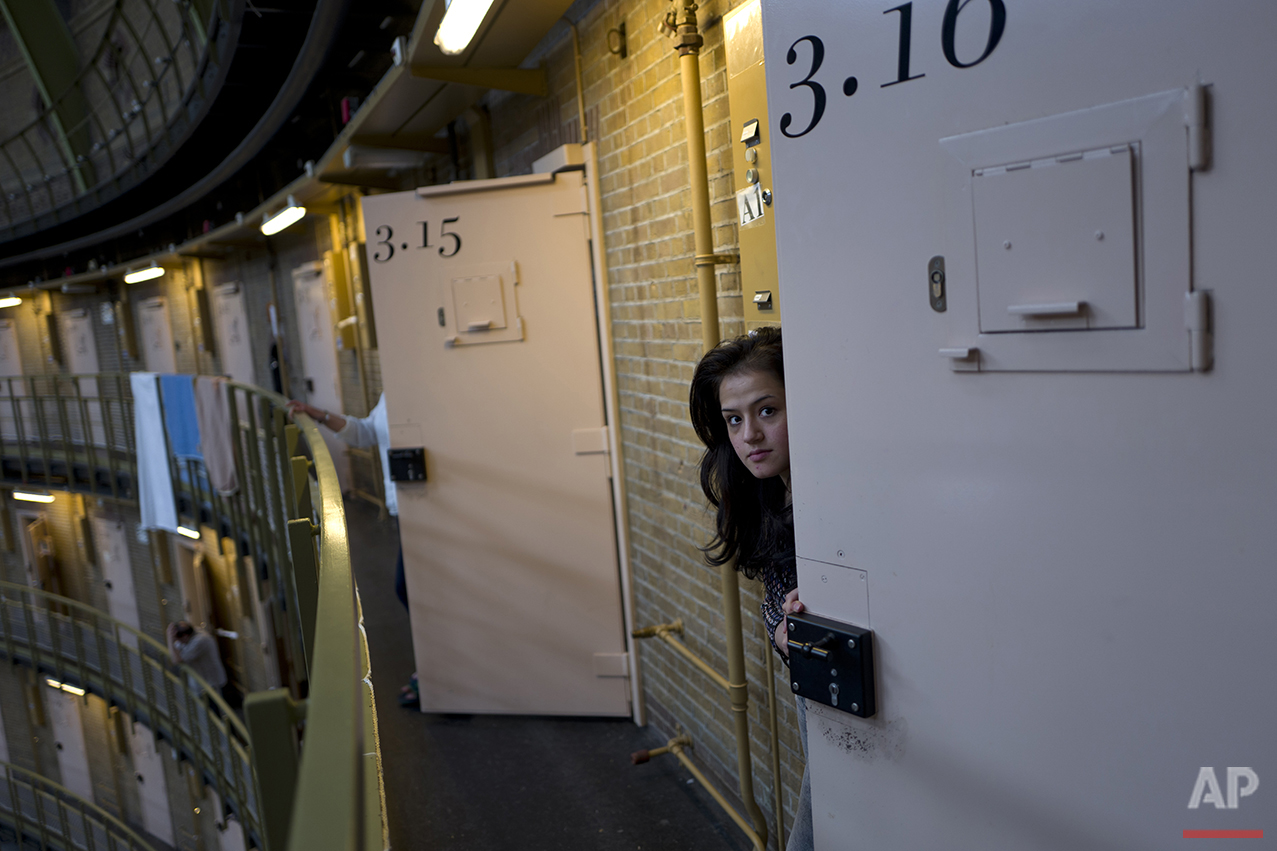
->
[742, 419, 763, 442]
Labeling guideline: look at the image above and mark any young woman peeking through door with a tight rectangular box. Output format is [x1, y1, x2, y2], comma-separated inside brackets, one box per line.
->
[689, 326, 813, 851]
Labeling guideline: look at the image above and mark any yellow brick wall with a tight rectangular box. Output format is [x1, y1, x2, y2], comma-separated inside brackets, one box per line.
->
[483, 1, 804, 842]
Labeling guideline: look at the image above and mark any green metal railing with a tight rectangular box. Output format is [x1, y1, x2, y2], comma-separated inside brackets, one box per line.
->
[0, 580, 258, 843]
[0, 374, 136, 500]
[0, 759, 158, 851]
[0, 0, 237, 238]
[0, 372, 385, 851]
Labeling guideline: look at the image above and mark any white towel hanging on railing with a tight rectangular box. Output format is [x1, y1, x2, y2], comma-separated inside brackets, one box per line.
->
[131, 372, 177, 531]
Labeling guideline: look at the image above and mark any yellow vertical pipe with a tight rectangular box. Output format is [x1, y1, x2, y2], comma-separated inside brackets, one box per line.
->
[680, 47, 721, 356]
[674, 2, 766, 846]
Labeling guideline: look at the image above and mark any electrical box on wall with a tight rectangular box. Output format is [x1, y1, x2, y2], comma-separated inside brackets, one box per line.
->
[724, 0, 780, 327]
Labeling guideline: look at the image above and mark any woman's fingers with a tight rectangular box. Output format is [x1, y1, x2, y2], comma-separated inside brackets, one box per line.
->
[781, 587, 804, 615]
[774, 620, 790, 657]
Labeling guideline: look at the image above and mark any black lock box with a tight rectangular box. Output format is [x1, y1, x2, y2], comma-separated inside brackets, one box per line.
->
[388, 447, 426, 482]
[786, 612, 876, 718]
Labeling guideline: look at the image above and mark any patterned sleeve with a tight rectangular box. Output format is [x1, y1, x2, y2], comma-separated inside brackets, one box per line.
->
[760, 567, 797, 667]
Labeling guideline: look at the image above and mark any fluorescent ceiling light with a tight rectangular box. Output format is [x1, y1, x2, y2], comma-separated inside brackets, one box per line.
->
[0, 296, 21, 308]
[177, 525, 201, 539]
[434, 0, 497, 55]
[261, 198, 306, 236]
[124, 264, 165, 284]
[46, 678, 86, 696]
[13, 491, 54, 503]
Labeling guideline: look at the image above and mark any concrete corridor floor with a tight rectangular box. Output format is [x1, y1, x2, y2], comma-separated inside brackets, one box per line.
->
[346, 498, 753, 851]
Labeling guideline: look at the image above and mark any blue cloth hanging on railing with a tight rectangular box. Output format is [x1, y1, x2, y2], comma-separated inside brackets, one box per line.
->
[160, 374, 202, 460]
[131, 372, 177, 532]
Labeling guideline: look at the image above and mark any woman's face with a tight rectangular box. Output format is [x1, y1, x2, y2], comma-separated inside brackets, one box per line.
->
[719, 368, 790, 484]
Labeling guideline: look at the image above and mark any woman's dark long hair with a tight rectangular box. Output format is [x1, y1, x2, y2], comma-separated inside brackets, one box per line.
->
[689, 327, 793, 579]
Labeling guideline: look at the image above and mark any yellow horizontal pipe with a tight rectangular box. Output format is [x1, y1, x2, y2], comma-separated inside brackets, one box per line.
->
[668, 738, 765, 851]
[633, 621, 731, 692]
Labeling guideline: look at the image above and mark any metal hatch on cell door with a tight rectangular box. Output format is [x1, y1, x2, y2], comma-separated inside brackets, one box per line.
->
[361, 169, 630, 717]
[940, 88, 1199, 371]
[973, 145, 1138, 332]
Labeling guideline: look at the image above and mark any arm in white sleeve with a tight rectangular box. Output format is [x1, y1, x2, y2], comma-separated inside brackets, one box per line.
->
[335, 414, 379, 448]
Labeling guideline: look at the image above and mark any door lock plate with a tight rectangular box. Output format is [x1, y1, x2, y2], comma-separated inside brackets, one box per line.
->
[787, 612, 876, 718]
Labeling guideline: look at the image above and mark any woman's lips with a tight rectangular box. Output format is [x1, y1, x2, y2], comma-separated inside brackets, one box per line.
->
[749, 449, 771, 461]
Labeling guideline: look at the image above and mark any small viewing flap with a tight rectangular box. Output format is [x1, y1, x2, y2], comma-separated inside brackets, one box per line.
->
[973, 145, 1138, 333]
[452, 275, 507, 332]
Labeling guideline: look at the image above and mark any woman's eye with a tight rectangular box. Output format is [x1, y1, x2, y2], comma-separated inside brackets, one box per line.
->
[760, 406, 776, 417]
[726, 415, 742, 426]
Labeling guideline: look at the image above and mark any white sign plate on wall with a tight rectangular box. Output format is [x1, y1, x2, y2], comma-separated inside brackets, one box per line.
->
[762, 0, 1276, 848]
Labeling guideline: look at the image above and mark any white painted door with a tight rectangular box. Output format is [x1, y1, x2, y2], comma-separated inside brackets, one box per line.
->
[763, 2, 1277, 847]
[127, 722, 174, 845]
[137, 297, 177, 374]
[362, 172, 629, 716]
[92, 516, 140, 648]
[207, 788, 247, 851]
[60, 308, 106, 446]
[45, 684, 94, 802]
[291, 263, 350, 488]
[212, 283, 255, 385]
[0, 317, 28, 440]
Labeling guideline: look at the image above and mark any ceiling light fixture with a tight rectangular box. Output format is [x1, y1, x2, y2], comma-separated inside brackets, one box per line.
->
[45, 678, 86, 696]
[177, 525, 201, 540]
[434, 0, 498, 55]
[123, 264, 165, 284]
[261, 196, 306, 236]
[0, 296, 21, 308]
[13, 490, 54, 503]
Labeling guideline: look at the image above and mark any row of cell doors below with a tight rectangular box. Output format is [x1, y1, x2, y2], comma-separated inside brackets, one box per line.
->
[12, 513, 252, 849]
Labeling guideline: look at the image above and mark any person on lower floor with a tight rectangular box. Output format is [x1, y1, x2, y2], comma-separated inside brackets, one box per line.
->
[167, 620, 236, 710]
[689, 327, 814, 850]
[285, 394, 416, 703]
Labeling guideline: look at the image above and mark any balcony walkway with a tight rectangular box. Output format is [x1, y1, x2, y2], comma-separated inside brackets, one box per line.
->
[346, 498, 751, 851]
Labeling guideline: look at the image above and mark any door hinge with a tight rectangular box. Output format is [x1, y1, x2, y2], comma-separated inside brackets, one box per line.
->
[1184, 290, 1213, 372]
[1184, 83, 1211, 172]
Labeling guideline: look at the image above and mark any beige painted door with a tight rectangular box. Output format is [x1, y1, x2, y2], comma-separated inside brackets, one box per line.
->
[175, 542, 211, 630]
[21, 515, 60, 594]
[127, 722, 174, 845]
[291, 262, 350, 488]
[212, 283, 255, 385]
[137, 297, 177, 374]
[60, 308, 106, 445]
[0, 317, 29, 440]
[92, 517, 140, 647]
[45, 684, 94, 802]
[362, 171, 629, 716]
